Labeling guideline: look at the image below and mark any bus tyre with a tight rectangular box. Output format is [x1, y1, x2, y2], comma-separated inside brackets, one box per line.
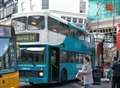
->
[61, 69, 67, 82]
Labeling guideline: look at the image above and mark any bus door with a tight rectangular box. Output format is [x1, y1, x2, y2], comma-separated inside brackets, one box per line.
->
[49, 47, 60, 82]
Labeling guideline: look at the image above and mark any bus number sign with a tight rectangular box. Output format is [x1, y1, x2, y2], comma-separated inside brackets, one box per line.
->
[16, 33, 39, 42]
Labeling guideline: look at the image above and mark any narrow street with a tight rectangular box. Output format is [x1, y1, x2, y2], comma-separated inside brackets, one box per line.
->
[0, 0, 119, 88]
[21, 81, 111, 88]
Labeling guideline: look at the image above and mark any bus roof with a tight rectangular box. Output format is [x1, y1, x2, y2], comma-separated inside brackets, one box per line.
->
[12, 12, 87, 34]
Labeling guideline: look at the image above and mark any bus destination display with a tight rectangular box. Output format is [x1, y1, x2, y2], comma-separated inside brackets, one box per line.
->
[16, 33, 39, 42]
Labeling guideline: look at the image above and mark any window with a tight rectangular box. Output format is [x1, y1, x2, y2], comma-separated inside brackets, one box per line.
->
[85, 35, 91, 43]
[60, 51, 75, 63]
[0, 10, 2, 19]
[90, 30, 92, 33]
[12, 17, 27, 31]
[79, 35, 85, 40]
[78, 18, 83, 24]
[12, 16, 45, 31]
[80, 1, 86, 13]
[75, 54, 84, 63]
[48, 17, 70, 35]
[115, 27, 117, 32]
[6, 4, 13, 17]
[104, 29, 106, 33]
[60, 51, 87, 64]
[48, 17, 84, 37]
[42, 0, 49, 9]
[73, 18, 77, 23]
[60, 51, 67, 63]
[18, 47, 45, 64]
[0, 8, 4, 19]
[0, 0, 2, 5]
[109, 28, 111, 32]
[67, 17, 71, 22]
[28, 16, 45, 30]
[0, 38, 16, 70]
[61, 16, 66, 20]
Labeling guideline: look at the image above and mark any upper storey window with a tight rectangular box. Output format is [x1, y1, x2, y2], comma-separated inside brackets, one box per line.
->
[42, 0, 49, 9]
[80, 1, 86, 13]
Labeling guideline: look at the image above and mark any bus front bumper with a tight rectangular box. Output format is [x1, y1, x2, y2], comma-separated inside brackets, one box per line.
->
[20, 77, 48, 84]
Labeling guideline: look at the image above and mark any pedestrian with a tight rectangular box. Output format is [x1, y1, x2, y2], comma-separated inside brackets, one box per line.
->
[103, 62, 112, 82]
[76, 57, 93, 88]
[111, 57, 120, 88]
[106, 63, 112, 81]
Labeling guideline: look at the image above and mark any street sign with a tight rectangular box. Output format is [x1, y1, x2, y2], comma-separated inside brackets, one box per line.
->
[105, 4, 113, 11]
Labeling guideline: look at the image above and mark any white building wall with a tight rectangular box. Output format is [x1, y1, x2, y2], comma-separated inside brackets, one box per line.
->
[18, 0, 29, 13]
[49, 0, 80, 14]
[18, 0, 88, 15]
[16, 0, 88, 28]
[18, 0, 42, 13]
[29, 0, 42, 12]
[85, 0, 89, 16]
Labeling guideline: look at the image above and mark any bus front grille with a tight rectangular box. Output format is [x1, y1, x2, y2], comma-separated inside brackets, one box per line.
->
[19, 70, 38, 77]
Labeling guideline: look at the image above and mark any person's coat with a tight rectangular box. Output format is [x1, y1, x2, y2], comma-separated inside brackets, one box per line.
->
[112, 60, 120, 77]
[81, 63, 93, 85]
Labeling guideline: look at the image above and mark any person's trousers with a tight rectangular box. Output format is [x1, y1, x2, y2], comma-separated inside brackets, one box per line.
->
[112, 76, 120, 88]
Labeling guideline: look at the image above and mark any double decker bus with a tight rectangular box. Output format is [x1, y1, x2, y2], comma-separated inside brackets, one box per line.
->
[0, 25, 19, 87]
[11, 12, 96, 84]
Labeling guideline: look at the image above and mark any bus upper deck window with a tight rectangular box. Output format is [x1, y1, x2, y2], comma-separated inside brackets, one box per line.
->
[12, 17, 27, 31]
[28, 16, 45, 30]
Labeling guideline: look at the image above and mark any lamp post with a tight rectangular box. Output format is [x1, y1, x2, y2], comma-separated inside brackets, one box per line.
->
[112, 0, 115, 31]
[96, 0, 105, 66]
[112, 0, 119, 58]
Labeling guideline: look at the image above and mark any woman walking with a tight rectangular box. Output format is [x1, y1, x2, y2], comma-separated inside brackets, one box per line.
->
[77, 57, 93, 88]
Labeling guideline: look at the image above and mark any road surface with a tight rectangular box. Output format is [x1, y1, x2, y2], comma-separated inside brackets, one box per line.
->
[21, 81, 111, 88]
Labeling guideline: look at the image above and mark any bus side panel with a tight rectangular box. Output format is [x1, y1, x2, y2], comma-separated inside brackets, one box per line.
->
[60, 63, 75, 80]
[60, 63, 83, 81]
[0, 71, 19, 88]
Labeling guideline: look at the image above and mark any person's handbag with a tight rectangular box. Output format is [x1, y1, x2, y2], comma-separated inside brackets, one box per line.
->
[76, 70, 83, 80]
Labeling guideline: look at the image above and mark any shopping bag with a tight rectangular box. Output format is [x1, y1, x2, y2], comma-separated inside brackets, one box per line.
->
[76, 70, 83, 80]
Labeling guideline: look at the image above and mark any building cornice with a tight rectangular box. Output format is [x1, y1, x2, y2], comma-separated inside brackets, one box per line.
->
[91, 16, 120, 29]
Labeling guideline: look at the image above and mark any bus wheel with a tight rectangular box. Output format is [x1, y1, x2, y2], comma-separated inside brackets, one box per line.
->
[61, 69, 67, 82]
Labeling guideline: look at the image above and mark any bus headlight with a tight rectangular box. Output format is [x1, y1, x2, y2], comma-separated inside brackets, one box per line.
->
[39, 71, 44, 77]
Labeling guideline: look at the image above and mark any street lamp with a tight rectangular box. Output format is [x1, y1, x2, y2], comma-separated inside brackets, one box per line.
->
[96, 0, 105, 66]
[96, 0, 118, 65]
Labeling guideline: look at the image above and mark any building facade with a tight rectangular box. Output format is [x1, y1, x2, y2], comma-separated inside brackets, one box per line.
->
[88, 0, 120, 64]
[18, 0, 88, 15]
[0, 0, 17, 20]
[88, 0, 120, 36]
[0, 0, 89, 27]
[88, 0, 120, 39]
[17, 0, 88, 27]
[88, 0, 120, 21]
